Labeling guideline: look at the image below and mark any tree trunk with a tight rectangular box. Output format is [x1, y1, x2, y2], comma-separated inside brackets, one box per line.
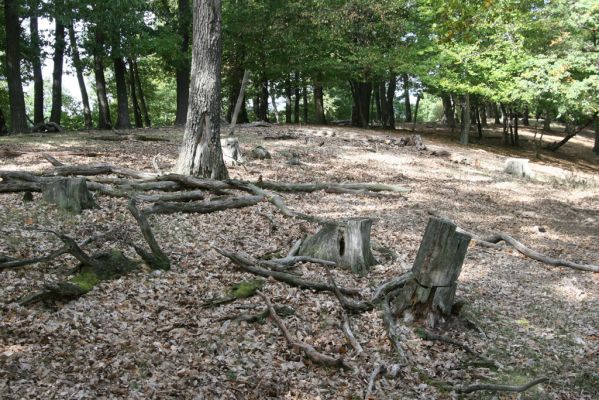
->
[298, 218, 377, 276]
[500, 103, 508, 144]
[303, 84, 308, 123]
[285, 77, 292, 123]
[227, 69, 249, 136]
[294, 72, 300, 124]
[260, 79, 269, 122]
[174, 0, 228, 179]
[411, 94, 421, 132]
[226, 64, 248, 124]
[475, 101, 483, 139]
[30, 4, 44, 125]
[68, 25, 93, 129]
[113, 55, 131, 129]
[270, 82, 280, 123]
[127, 59, 143, 128]
[4, 0, 29, 133]
[133, 60, 151, 127]
[543, 111, 551, 131]
[522, 105, 529, 126]
[392, 218, 471, 327]
[42, 178, 98, 213]
[93, 29, 112, 130]
[314, 80, 326, 124]
[594, 119, 599, 155]
[460, 94, 470, 145]
[403, 74, 412, 123]
[514, 109, 520, 146]
[175, 0, 191, 126]
[350, 81, 371, 128]
[441, 94, 455, 129]
[378, 82, 387, 128]
[480, 102, 488, 127]
[0, 107, 8, 135]
[386, 75, 396, 129]
[50, 2, 65, 125]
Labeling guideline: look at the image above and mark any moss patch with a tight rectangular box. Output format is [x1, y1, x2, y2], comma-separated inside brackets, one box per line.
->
[230, 279, 265, 299]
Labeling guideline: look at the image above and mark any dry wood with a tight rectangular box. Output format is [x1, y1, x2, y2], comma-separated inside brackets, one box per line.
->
[133, 190, 205, 203]
[54, 163, 156, 179]
[459, 228, 599, 272]
[41, 153, 64, 166]
[256, 181, 410, 194]
[127, 199, 170, 270]
[341, 312, 364, 356]
[381, 294, 406, 359]
[364, 364, 383, 400]
[457, 376, 547, 394]
[420, 329, 501, 369]
[214, 248, 361, 296]
[258, 291, 350, 369]
[146, 195, 263, 215]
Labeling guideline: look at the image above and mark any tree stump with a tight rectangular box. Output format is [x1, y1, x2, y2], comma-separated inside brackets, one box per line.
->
[250, 145, 271, 159]
[298, 218, 377, 276]
[221, 136, 244, 165]
[504, 158, 534, 178]
[392, 217, 471, 327]
[42, 177, 97, 213]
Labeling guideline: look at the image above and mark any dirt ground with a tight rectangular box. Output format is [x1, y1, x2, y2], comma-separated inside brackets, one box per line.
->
[0, 123, 597, 399]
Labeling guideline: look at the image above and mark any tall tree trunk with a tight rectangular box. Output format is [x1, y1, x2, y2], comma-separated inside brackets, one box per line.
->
[314, 79, 326, 124]
[4, 0, 28, 133]
[411, 94, 421, 132]
[0, 107, 7, 134]
[226, 63, 248, 124]
[593, 119, 599, 155]
[68, 25, 93, 129]
[378, 82, 387, 127]
[480, 102, 488, 127]
[500, 103, 508, 144]
[259, 78, 269, 122]
[294, 72, 300, 124]
[403, 74, 412, 123]
[514, 109, 519, 146]
[113, 54, 131, 130]
[133, 60, 151, 127]
[175, 0, 191, 126]
[493, 103, 500, 125]
[93, 30, 112, 130]
[460, 93, 470, 145]
[441, 93, 455, 129]
[522, 105, 529, 126]
[543, 111, 551, 131]
[285, 76, 292, 123]
[270, 82, 280, 123]
[174, 0, 228, 179]
[302, 84, 308, 123]
[475, 102, 483, 139]
[227, 69, 249, 136]
[386, 75, 396, 130]
[50, 2, 65, 125]
[30, 3, 44, 125]
[127, 59, 143, 128]
[349, 81, 371, 128]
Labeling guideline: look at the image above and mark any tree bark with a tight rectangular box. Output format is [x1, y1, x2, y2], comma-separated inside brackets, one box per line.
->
[350, 81, 371, 128]
[460, 94, 470, 145]
[93, 29, 112, 130]
[302, 84, 308, 123]
[133, 60, 151, 127]
[175, 0, 192, 126]
[227, 69, 249, 136]
[403, 74, 412, 123]
[441, 94, 455, 129]
[4, 0, 28, 133]
[522, 105, 529, 126]
[30, 3, 45, 125]
[50, 1, 65, 125]
[174, 0, 228, 179]
[285, 76, 292, 123]
[386, 75, 396, 129]
[377, 82, 386, 126]
[68, 25, 93, 129]
[127, 59, 143, 128]
[294, 72, 300, 123]
[270, 82, 280, 123]
[543, 111, 551, 131]
[314, 77, 326, 124]
[113, 47, 131, 130]
[226, 63, 248, 124]
[594, 119, 599, 155]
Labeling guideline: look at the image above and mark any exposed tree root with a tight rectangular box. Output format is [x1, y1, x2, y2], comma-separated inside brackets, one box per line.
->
[364, 364, 383, 400]
[341, 312, 364, 356]
[128, 199, 170, 270]
[258, 291, 351, 370]
[381, 293, 406, 359]
[457, 376, 548, 394]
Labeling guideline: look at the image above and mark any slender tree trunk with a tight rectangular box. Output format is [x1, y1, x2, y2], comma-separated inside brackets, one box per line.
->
[480, 102, 488, 127]
[226, 62, 247, 124]
[259, 78, 269, 122]
[175, 0, 191, 126]
[303, 85, 308, 123]
[411, 94, 421, 132]
[50, 3, 65, 125]
[127, 59, 143, 128]
[4, 0, 28, 133]
[294, 72, 300, 124]
[284, 76, 292, 123]
[68, 25, 93, 129]
[133, 60, 151, 127]
[174, 0, 228, 179]
[522, 105, 529, 126]
[93, 29, 111, 130]
[314, 79, 326, 124]
[227, 69, 249, 136]
[460, 93, 470, 145]
[349, 81, 371, 128]
[500, 103, 508, 144]
[441, 94, 455, 129]
[403, 74, 412, 123]
[30, 4, 44, 125]
[494, 103, 501, 125]
[270, 82, 280, 123]
[514, 109, 519, 146]
[593, 119, 599, 155]
[0, 107, 7, 134]
[543, 111, 551, 131]
[475, 102, 483, 139]
[113, 54, 131, 130]
[378, 82, 387, 128]
[386, 75, 396, 129]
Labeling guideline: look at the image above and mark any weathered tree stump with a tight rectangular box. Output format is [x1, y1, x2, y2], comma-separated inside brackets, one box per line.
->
[42, 177, 97, 213]
[298, 218, 377, 276]
[504, 158, 534, 178]
[392, 217, 471, 327]
[250, 145, 271, 159]
[221, 136, 244, 165]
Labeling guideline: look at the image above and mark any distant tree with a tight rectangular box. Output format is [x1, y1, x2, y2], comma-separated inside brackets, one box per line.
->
[4, 0, 28, 133]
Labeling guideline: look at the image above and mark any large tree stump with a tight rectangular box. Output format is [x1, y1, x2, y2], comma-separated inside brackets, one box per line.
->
[42, 177, 97, 213]
[298, 218, 377, 276]
[392, 217, 471, 327]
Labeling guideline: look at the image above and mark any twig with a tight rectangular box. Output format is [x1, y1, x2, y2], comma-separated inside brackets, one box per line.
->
[457, 376, 547, 394]
[258, 291, 350, 369]
[41, 153, 64, 167]
[341, 312, 364, 356]
[127, 199, 170, 270]
[364, 364, 383, 399]
[420, 329, 501, 369]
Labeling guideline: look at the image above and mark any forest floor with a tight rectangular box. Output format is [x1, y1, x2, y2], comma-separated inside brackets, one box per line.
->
[0, 123, 598, 399]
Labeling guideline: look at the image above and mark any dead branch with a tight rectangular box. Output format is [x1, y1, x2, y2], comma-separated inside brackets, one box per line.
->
[458, 228, 599, 272]
[54, 163, 156, 179]
[133, 190, 205, 203]
[256, 181, 410, 194]
[381, 294, 406, 359]
[41, 229, 104, 270]
[364, 364, 383, 400]
[127, 199, 170, 270]
[146, 195, 263, 215]
[420, 329, 501, 369]
[41, 153, 64, 167]
[457, 376, 548, 394]
[341, 312, 364, 356]
[258, 291, 350, 369]
[214, 248, 361, 296]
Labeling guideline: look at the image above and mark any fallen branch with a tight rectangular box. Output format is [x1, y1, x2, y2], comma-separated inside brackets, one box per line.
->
[459, 228, 599, 272]
[457, 376, 547, 394]
[146, 195, 263, 215]
[364, 364, 383, 400]
[128, 199, 170, 270]
[256, 181, 410, 194]
[419, 329, 501, 369]
[133, 190, 205, 203]
[258, 291, 350, 369]
[381, 293, 406, 359]
[341, 312, 364, 356]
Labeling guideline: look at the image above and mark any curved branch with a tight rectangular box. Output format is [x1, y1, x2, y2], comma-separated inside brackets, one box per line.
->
[457, 377, 547, 394]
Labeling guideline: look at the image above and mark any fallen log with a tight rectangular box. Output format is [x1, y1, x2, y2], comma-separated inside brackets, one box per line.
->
[256, 181, 410, 194]
[128, 199, 170, 270]
[146, 195, 263, 215]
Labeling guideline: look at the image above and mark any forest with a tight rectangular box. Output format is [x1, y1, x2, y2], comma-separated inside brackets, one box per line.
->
[0, 0, 598, 399]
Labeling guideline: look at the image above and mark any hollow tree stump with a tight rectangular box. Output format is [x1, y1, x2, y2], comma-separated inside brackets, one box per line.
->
[42, 177, 97, 213]
[392, 217, 471, 327]
[298, 218, 377, 276]
[221, 136, 244, 165]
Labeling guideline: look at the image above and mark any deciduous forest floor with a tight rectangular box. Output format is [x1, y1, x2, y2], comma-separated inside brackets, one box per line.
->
[1, 123, 598, 399]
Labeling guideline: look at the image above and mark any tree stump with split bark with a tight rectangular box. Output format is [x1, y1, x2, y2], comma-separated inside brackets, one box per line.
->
[392, 217, 471, 327]
[298, 218, 377, 276]
[221, 136, 244, 165]
[42, 177, 97, 213]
